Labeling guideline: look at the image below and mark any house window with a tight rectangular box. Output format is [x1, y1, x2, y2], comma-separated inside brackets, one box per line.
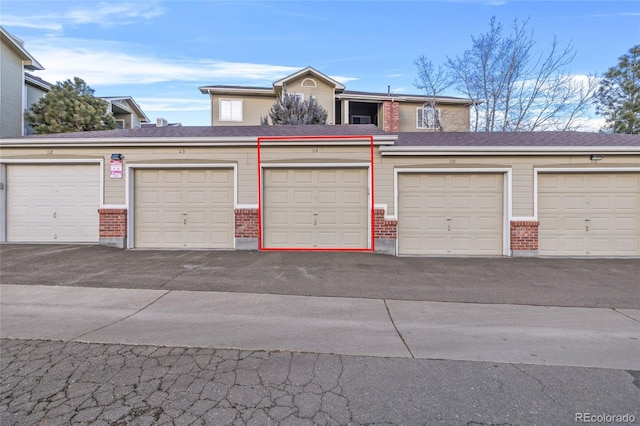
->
[417, 105, 440, 129]
[115, 119, 126, 129]
[287, 92, 304, 101]
[220, 99, 243, 122]
[351, 115, 371, 124]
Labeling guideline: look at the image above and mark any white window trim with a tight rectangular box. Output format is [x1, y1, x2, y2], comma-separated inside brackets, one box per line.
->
[416, 105, 440, 129]
[115, 119, 126, 129]
[219, 99, 243, 122]
[301, 78, 317, 88]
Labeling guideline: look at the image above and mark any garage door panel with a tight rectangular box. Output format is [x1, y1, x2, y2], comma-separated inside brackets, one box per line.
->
[398, 173, 503, 256]
[263, 168, 368, 249]
[424, 195, 446, 210]
[134, 169, 234, 249]
[7, 165, 99, 243]
[293, 211, 313, 225]
[450, 196, 471, 210]
[294, 232, 313, 245]
[538, 173, 640, 256]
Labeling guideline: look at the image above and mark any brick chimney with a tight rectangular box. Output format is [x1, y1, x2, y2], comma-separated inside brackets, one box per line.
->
[382, 100, 399, 132]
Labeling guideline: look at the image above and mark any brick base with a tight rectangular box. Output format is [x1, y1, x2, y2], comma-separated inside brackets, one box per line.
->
[234, 208, 259, 250]
[510, 221, 539, 256]
[374, 209, 397, 255]
[235, 209, 259, 238]
[98, 209, 127, 249]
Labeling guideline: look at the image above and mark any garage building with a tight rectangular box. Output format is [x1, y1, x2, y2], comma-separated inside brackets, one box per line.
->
[1, 125, 638, 257]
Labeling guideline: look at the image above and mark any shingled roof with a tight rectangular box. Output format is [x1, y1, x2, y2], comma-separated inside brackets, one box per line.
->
[6, 126, 639, 148]
[18, 124, 388, 139]
[395, 131, 640, 147]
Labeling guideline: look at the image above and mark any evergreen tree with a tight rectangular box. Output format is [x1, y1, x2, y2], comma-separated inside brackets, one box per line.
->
[261, 93, 328, 125]
[594, 45, 640, 134]
[25, 77, 116, 134]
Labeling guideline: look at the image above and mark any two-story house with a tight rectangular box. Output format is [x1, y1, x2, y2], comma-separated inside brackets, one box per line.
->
[1, 26, 44, 138]
[199, 67, 473, 132]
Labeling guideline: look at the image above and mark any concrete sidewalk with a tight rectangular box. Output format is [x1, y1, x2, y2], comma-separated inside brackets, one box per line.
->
[2, 284, 639, 370]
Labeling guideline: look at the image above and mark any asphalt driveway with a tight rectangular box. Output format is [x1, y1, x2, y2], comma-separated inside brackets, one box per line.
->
[1, 244, 638, 309]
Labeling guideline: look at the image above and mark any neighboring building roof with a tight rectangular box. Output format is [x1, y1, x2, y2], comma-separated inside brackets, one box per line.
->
[25, 73, 52, 91]
[0, 26, 44, 71]
[393, 131, 640, 147]
[101, 96, 150, 123]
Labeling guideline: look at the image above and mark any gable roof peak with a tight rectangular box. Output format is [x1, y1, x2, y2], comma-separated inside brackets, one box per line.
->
[273, 66, 345, 91]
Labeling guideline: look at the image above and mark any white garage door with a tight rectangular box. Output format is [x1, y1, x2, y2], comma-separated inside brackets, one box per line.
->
[7, 164, 100, 242]
[538, 173, 640, 256]
[134, 169, 234, 249]
[263, 168, 369, 249]
[398, 173, 504, 255]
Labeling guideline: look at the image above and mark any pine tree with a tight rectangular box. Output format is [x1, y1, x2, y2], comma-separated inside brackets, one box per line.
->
[25, 77, 117, 134]
[594, 45, 640, 134]
[261, 93, 328, 125]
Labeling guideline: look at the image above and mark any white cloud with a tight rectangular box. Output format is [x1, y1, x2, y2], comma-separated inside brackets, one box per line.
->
[0, 2, 164, 31]
[26, 37, 303, 86]
[329, 75, 359, 84]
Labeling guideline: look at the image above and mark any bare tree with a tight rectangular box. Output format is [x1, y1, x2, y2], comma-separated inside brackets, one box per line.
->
[418, 17, 597, 132]
[414, 56, 452, 131]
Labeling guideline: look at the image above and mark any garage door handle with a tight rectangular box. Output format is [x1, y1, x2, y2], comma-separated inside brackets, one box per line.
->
[53, 212, 56, 219]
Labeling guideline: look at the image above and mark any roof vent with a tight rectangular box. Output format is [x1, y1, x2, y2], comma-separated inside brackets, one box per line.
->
[156, 117, 168, 127]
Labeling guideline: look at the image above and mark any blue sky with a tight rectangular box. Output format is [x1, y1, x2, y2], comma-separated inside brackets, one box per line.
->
[2, 0, 638, 128]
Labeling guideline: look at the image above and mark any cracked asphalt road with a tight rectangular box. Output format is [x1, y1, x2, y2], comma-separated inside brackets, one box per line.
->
[2, 339, 639, 426]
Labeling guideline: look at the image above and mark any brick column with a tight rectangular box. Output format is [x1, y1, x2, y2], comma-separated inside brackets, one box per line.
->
[510, 221, 539, 257]
[382, 101, 399, 132]
[374, 208, 397, 255]
[235, 208, 259, 250]
[98, 208, 127, 249]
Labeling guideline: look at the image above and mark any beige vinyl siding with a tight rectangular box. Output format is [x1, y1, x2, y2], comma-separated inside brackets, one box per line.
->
[211, 95, 274, 126]
[284, 76, 336, 125]
[397, 103, 470, 132]
[1, 40, 24, 138]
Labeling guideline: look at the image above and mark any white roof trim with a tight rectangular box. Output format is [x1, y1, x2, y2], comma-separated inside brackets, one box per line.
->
[0, 26, 44, 70]
[380, 146, 640, 156]
[273, 67, 345, 90]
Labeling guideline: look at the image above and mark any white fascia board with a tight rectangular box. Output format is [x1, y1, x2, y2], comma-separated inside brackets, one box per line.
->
[380, 146, 640, 156]
[0, 135, 397, 147]
[200, 87, 274, 96]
